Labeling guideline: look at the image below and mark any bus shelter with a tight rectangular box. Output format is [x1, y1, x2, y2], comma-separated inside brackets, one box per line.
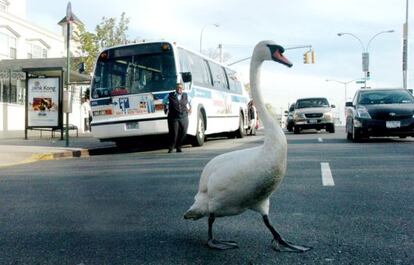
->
[0, 58, 90, 138]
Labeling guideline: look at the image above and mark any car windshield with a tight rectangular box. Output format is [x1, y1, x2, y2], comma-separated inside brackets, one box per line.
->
[358, 90, 414, 105]
[296, 98, 329, 109]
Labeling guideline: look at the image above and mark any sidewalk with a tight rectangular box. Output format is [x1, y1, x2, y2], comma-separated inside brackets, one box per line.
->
[0, 130, 114, 169]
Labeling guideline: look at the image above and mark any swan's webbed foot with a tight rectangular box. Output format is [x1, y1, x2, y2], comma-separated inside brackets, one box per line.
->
[263, 215, 312, 253]
[271, 239, 312, 252]
[207, 213, 238, 250]
[208, 239, 238, 250]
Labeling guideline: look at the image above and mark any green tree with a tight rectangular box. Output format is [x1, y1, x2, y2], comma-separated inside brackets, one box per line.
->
[244, 83, 251, 96]
[73, 12, 131, 74]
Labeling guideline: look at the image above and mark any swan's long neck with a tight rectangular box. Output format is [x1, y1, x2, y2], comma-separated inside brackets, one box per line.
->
[250, 57, 286, 149]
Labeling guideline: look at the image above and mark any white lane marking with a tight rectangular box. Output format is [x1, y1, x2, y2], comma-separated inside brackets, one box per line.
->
[318, 137, 323, 142]
[321, 162, 335, 186]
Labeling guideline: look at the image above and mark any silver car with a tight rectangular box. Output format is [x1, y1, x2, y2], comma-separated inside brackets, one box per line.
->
[293, 97, 335, 134]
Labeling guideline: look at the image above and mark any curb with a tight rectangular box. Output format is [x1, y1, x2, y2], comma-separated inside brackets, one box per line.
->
[0, 149, 90, 169]
[50, 149, 90, 159]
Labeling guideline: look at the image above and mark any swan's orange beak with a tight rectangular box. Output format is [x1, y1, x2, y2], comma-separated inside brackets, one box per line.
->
[268, 44, 293, 68]
[272, 50, 292, 68]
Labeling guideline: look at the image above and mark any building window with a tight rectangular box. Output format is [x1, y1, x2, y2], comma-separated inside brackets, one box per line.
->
[0, 72, 25, 104]
[26, 43, 48, 59]
[0, 32, 17, 59]
[9, 37, 16, 59]
[0, 1, 8, 12]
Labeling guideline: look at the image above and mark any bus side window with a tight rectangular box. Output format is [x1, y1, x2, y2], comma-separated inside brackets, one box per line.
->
[189, 53, 212, 87]
[226, 69, 242, 94]
[201, 59, 213, 87]
[209, 62, 229, 91]
[178, 48, 192, 75]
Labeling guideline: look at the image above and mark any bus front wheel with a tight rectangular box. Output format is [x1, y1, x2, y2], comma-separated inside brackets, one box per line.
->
[192, 112, 205, 147]
[235, 113, 245, 138]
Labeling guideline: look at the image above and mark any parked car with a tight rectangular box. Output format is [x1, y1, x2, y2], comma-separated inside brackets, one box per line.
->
[345, 88, 414, 141]
[292, 97, 335, 134]
[286, 103, 295, 132]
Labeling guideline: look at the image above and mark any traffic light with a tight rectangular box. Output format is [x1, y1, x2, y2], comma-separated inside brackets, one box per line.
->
[303, 50, 315, 64]
[311, 49, 315, 64]
[303, 52, 310, 64]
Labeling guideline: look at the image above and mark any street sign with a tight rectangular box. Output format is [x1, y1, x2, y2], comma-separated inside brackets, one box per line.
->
[355, 80, 365, 84]
[362, 52, 369, 72]
[66, 2, 73, 23]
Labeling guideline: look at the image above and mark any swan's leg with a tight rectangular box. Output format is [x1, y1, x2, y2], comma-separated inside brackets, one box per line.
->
[207, 213, 238, 250]
[262, 215, 312, 252]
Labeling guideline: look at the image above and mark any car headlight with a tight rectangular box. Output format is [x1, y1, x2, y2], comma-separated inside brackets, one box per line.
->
[294, 113, 305, 119]
[324, 112, 332, 119]
[356, 106, 371, 119]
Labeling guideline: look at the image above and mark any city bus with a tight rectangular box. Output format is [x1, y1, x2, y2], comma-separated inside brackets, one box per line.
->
[90, 41, 250, 147]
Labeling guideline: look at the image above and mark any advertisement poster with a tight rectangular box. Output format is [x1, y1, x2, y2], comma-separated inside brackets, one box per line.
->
[28, 77, 60, 127]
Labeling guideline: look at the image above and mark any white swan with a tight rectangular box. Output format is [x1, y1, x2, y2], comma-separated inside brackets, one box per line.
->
[184, 41, 311, 252]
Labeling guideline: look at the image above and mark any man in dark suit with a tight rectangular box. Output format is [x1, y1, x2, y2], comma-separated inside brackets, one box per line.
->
[163, 83, 192, 153]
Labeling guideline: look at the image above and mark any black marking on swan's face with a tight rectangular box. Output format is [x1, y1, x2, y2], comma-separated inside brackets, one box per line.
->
[267, 44, 293, 68]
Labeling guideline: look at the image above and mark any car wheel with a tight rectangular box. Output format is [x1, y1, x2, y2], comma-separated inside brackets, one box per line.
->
[352, 125, 361, 142]
[346, 130, 353, 140]
[327, 124, 335, 133]
[293, 126, 300, 134]
[346, 121, 353, 140]
[192, 111, 205, 146]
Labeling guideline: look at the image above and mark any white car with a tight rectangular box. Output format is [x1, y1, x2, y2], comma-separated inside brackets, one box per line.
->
[293, 97, 335, 134]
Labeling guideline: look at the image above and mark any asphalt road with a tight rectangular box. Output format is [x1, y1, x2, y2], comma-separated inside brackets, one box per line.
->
[0, 128, 413, 265]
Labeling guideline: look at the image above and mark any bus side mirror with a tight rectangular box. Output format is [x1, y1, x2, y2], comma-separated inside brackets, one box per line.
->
[181, 72, 192, 83]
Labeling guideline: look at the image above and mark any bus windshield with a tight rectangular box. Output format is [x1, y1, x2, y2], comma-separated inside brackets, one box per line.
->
[91, 43, 177, 99]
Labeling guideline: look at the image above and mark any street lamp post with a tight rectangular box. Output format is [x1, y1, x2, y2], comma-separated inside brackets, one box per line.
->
[199, 23, 219, 53]
[64, 2, 73, 147]
[326, 78, 357, 102]
[337, 30, 394, 89]
[326, 78, 358, 125]
[403, 0, 409, 90]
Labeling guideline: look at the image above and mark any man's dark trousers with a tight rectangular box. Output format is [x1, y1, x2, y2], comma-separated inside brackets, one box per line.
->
[168, 117, 188, 151]
[167, 92, 189, 151]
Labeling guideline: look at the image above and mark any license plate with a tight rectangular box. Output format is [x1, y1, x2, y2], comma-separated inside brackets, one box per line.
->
[386, 121, 400, 128]
[126, 122, 139, 129]
[308, 119, 317, 124]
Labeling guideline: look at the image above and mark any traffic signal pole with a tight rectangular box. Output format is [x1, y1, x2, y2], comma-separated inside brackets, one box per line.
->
[228, 45, 314, 66]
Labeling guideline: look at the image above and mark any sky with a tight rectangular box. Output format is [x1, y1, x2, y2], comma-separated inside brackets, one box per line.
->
[26, 0, 413, 121]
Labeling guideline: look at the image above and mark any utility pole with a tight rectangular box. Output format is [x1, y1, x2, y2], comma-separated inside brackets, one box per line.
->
[218, 44, 223, 63]
[403, 0, 409, 90]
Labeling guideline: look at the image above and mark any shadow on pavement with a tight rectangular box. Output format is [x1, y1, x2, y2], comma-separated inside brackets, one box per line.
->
[88, 133, 246, 156]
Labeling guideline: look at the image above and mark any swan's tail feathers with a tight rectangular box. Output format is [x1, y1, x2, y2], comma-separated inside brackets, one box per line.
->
[183, 208, 204, 220]
[183, 193, 209, 220]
